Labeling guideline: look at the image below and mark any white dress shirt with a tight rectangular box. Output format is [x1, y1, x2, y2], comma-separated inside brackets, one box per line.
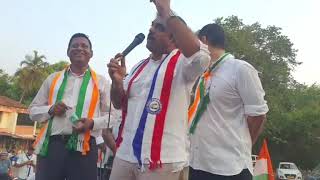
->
[29, 68, 113, 142]
[16, 153, 36, 179]
[116, 43, 210, 165]
[190, 55, 269, 176]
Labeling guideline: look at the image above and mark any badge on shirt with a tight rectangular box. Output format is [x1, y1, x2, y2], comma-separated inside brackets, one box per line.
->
[146, 98, 162, 114]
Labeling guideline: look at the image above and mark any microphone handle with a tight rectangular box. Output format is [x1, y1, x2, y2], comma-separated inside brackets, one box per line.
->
[122, 42, 137, 57]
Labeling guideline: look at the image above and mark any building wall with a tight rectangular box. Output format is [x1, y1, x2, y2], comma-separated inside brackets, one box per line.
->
[0, 111, 18, 133]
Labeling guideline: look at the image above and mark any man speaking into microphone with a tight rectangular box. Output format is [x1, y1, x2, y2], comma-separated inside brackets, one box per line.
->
[107, 0, 210, 180]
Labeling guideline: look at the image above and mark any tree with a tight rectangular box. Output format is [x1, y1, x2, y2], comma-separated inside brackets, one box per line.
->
[15, 50, 49, 103]
[45, 61, 69, 74]
[215, 16, 319, 169]
[0, 69, 13, 97]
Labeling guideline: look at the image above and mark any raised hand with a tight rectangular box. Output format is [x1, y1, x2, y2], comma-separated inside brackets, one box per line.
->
[107, 53, 126, 83]
[151, 0, 171, 19]
[73, 118, 94, 133]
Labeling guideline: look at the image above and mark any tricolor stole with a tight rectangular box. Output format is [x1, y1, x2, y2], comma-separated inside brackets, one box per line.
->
[188, 53, 230, 134]
[116, 50, 181, 169]
[33, 67, 99, 156]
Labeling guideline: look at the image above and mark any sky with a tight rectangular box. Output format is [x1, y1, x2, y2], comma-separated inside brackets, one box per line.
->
[0, 0, 319, 85]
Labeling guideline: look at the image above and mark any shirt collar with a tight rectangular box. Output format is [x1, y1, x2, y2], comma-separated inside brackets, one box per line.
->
[68, 66, 89, 77]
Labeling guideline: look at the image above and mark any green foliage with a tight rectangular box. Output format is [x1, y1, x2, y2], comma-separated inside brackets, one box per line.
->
[45, 61, 69, 74]
[0, 69, 12, 97]
[15, 50, 49, 103]
[215, 16, 319, 169]
[0, 50, 69, 105]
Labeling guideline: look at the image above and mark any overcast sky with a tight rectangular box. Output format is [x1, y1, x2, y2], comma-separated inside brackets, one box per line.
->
[0, 0, 319, 85]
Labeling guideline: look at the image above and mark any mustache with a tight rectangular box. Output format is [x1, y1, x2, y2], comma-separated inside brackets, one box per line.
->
[147, 33, 155, 40]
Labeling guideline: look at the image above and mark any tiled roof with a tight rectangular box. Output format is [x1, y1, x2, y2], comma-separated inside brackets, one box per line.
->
[0, 96, 27, 109]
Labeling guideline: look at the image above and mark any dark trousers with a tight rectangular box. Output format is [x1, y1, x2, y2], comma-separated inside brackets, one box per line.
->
[36, 136, 98, 180]
[97, 167, 111, 180]
[0, 174, 9, 180]
[189, 167, 252, 180]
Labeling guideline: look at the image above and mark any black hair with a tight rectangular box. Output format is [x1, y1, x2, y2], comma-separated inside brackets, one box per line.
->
[67, 33, 92, 51]
[198, 23, 225, 49]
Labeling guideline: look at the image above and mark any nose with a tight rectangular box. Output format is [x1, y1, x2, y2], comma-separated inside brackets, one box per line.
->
[149, 25, 156, 34]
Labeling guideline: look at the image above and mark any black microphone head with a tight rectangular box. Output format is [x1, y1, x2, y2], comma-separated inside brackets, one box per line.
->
[133, 33, 145, 45]
[122, 33, 145, 57]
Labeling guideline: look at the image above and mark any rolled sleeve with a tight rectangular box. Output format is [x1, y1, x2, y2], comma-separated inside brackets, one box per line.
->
[29, 105, 52, 122]
[182, 41, 210, 82]
[236, 62, 269, 116]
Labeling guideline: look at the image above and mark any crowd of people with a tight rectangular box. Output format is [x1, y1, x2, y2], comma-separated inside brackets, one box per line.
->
[0, 146, 36, 180]
[1, 0, 268, 180]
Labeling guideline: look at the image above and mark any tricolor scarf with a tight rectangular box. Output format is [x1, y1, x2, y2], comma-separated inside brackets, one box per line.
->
[188, 53, 230, 134]
[33, 67, 100, 156]
[116, 50, 181, 169]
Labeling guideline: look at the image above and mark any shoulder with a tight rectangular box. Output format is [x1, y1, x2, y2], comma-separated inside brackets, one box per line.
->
[130, 58, 149, 74]
[44, 71, 65, 84]
[17, 154, 24, 159]
[225, 57, 258, 74]
[93, 72, 110, 90]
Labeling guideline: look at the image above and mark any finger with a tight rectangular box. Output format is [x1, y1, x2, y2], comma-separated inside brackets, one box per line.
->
[80, 118, 87, 122]
[120, 56, 126, 68]
[109, 58, 119, 64]
[114, 53, 123, 59]
[56, 102, 68, 110]
[107, 62, 121, 69]
[109, 67, 121, 73]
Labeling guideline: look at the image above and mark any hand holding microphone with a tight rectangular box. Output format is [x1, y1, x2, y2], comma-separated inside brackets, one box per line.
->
[108, 53, 126, 82]
[107, 33, 145, 82]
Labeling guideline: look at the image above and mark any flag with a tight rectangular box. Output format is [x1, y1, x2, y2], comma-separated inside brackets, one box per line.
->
[253, 139, 275, 180]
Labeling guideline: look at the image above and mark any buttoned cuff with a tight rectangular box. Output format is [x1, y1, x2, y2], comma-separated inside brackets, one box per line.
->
[185, 41, 211, 69]
[29, 105, 52, 122]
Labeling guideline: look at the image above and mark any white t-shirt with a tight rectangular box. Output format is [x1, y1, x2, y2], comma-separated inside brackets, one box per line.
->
[190, 55, 269, 176]
[116, 44, 210, 164]
[16, 153, 36, 179]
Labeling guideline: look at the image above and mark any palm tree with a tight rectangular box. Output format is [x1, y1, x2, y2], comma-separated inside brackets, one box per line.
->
[15, 50, 49, 103]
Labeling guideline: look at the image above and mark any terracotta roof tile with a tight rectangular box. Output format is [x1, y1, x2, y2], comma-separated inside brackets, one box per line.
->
[0, 96, 27, 109]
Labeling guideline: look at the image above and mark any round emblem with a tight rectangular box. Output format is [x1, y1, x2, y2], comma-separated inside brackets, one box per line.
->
[146, 98, 162, 114]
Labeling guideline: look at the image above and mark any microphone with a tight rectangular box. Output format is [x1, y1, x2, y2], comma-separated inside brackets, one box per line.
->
[122, 33, 145, 57]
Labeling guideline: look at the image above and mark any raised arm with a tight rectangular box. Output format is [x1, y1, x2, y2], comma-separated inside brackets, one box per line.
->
[153, 0, 200, 57]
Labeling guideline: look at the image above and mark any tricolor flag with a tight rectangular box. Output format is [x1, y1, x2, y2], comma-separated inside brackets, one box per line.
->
[253, 139, 275, 180]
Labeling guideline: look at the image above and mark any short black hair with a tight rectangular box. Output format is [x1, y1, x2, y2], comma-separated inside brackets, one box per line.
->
[67, 33, 92, 51]
[198, 23, 225, 49]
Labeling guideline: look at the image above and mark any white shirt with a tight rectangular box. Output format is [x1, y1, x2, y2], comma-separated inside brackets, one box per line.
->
[190, 55, 269, 176]
[116, 43, 210, 164]
[16, 153, 36, 179]
[29, 68, 113, 143]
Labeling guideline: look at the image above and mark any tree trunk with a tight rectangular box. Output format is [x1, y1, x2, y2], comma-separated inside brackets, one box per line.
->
[19, 90, 26, 103]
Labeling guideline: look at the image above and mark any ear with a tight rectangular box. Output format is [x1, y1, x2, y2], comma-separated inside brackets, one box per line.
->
[67, 49, 71, 58]
[89, 50, 93, 58]
[200, 36, 208, 45]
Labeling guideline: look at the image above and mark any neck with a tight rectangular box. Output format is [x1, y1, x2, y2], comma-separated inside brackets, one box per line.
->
[70, 64, 88, 75]
[151, 53, 162, 61]
[151, 45, 176, 61]
[211, 48, 225, 62]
